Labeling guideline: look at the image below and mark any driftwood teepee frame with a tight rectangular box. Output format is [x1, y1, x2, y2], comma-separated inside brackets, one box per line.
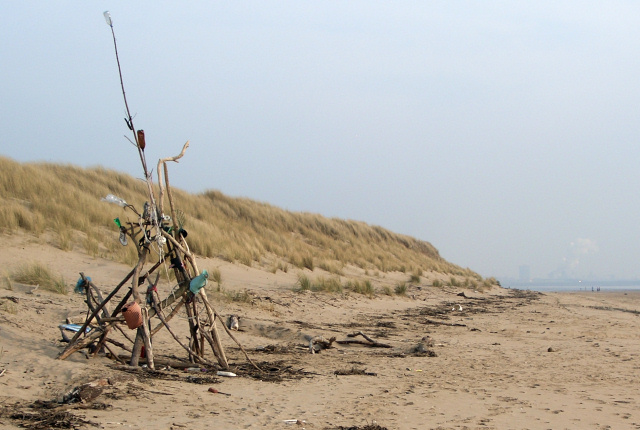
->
[57, 12, 258, 371]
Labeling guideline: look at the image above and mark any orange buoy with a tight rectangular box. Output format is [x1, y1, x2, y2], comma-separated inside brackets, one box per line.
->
[122, 301, 143, 330]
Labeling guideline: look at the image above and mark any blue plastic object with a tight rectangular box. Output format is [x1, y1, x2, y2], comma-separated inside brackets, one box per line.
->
[189, 270, 208, 295]
[74, 276, 91, 294]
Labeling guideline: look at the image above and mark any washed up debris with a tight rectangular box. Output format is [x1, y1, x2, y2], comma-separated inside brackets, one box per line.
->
[58, 324, 91, 343]
[308, 336, 336, 354]
[227, 315, 240, 331]
[334, 367, 377, 376]
[207, 387, 231, 396]
[336, 331, 391, 349]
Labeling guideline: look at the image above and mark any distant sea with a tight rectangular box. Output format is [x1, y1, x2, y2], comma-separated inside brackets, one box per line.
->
[523, 285, 640, 293]
[499, 280, 640, 293]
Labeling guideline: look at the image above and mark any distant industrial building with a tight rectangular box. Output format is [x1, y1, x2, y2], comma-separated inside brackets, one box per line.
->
[519, 265, 531, 282]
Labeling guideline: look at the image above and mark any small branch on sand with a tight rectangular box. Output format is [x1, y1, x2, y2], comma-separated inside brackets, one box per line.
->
[336, 331, 392, 348]
[423, 318, 467, 327]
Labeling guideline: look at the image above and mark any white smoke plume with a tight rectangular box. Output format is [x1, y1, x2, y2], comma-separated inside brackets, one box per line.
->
[564, 238, 599, 270]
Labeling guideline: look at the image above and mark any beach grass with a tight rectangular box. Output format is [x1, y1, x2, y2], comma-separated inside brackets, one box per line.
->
[0, 156, 493, 288]
[11, 262, 67, 295]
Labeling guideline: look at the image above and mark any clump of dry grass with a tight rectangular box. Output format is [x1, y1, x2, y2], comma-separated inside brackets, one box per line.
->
[11, 262, 67, 294]
[394, 282, 408, 296]
[295, 274, 343, 293]
[345, 279, 375, 297]
[270, 261, 289, 274]
[2, 272, 12, 291]
[210, 268, 222, 290]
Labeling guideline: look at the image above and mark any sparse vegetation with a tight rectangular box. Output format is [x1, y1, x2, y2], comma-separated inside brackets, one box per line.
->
[210, 268, 222, 291]
[2, 272, 12, 291]
[296, 274, 312, 291]
[295, 274, 343, 294]
[11, 262, 67, 294]
[225, 289, 253, 303]
[270, 261, 290, 274]
[394, 282, 408, 296]
[345, 279, 375, 297]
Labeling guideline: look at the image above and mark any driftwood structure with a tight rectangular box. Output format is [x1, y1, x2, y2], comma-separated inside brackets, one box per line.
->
[56, 141, 260, 371]
[57, 12, 258, 372]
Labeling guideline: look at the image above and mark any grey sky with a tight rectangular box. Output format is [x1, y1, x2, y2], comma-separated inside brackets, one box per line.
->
[2, 2, 640, 280]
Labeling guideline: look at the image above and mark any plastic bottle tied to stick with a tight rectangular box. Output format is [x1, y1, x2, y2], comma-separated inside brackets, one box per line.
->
[101, 194, 127, 207]
[189, 270, 209, 295]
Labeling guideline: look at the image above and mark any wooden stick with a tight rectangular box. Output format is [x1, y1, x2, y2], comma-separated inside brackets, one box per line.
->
[57, 323, 116, 360]
[337, 331, 392, 348]
[57, 269, 135, 359]
[184, 299, 200, 361]
[140, 307, 155, 369]
[130, 331, 143, 366]
[151, 298, 184, 336]
[150, 290, 216, 367]
[128, 247, 155, 368]
[199, 293, 260, 371]
[336, 339, 392, 348]
[106, 337, 132, 353]
[197, 291, 228, 368]
[103, 342, 127, 365]
[423, 318, 467, 327]
[156, 141, 189, 223]
[114, 321, 136, 344]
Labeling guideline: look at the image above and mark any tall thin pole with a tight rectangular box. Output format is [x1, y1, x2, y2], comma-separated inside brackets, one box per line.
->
[104, 11, 150, 179]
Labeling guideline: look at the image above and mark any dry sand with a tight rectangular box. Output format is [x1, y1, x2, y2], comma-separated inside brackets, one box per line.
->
[1, 234, 640, 429]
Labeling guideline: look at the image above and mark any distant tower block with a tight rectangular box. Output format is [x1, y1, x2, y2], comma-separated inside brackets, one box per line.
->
[519, 265, 531, 282]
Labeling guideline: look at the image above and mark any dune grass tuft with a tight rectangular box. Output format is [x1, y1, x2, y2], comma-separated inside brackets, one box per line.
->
[11, 262, 67, 294]
[345, 279, 375, 297]
[394, 282, 408, 296]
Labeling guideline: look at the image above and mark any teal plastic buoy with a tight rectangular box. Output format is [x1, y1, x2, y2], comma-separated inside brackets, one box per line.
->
[75, 276, 91, 294]
[189, 270, 208, 295]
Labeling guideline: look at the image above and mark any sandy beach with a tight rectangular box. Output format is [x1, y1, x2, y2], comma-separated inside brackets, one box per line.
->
[1, 236, 639, 429]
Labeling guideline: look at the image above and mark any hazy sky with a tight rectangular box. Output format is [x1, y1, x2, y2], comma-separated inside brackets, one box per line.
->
[2, 2, 640, 280]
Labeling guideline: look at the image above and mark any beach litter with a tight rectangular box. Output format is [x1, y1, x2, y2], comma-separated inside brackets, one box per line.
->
[207, 387, 231, 396]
